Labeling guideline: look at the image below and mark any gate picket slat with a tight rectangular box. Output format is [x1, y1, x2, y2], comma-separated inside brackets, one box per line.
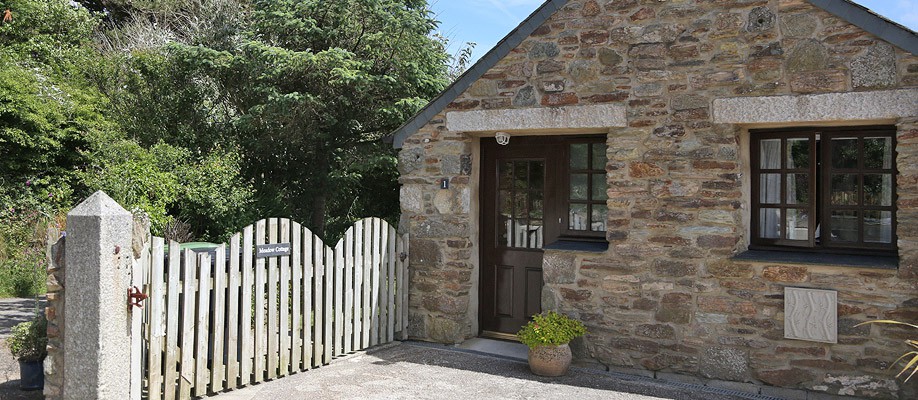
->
[323, 246, 333, 364]
[386, 225, 396, 342]
[227, 234, 241, 389]
[313, 235, 325, 366]
[211, 244, 227, 392]
[179, 249, 197, 399]
[395, 235, 404, 340]
[400, 234, 409, 340]
[354, 221, 364, 350]
[378, 222, 389, 344]
[344, 228, 354, 354]
[194, 252, 212, 397]
[370, 219, 381, 347]
[267, 218, 279, 379]
[291, 223, 302, 371]
[148, 238, 165, 400]
[279, 219, 291, 376]
[240, 226, 254, 384]
[362, 219, 372, 349]
[253, 220, 267, 383]
[163, 241, 181, 400]
[334, 240, 344, 356]
[132, 236, 148, 400]
[303, 230, 314, 369]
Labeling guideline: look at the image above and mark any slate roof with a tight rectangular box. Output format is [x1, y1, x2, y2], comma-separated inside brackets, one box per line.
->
[390, 0, 918, 148]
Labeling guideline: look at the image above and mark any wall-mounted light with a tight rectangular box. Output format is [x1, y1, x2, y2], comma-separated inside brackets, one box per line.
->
[495, 131, 510, 146]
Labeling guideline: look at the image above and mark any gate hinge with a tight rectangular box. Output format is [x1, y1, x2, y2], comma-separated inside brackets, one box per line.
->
[128, 286, 148, 309]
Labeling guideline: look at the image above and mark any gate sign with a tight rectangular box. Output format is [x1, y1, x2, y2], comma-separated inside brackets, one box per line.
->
[256, 243, 291, 258]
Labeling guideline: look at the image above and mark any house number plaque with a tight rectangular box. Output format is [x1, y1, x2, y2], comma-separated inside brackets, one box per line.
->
[256, 243, 291, 258]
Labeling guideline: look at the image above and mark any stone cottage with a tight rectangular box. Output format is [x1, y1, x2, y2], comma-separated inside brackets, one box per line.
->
[390, 0, 917, 398]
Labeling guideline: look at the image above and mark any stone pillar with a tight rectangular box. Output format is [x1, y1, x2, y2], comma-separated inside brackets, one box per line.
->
[62, 191, 133, 400]
[44, 226, 65, 399]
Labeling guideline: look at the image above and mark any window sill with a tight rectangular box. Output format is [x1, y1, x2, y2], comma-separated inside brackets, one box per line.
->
[543, 240, 608, 253]
[733, 250, 898, 269]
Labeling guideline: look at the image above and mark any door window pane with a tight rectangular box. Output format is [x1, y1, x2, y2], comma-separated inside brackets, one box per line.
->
[864, 137, 892, 169]
[831, 137, 858, 169]
[760, 139, 781, 169]
[570, 144, 588, 169]
[514, 161, 529, 189]
[530, 161, 545, 191]
[831, 174, 859, 205]
[569, 204, 588, 231]
[787, 174, 809, 204]
[499, 162, 513, 189]
[591, 143, 607, 169]
[760, 174, 781, 204]
[591, 205, 607, 232]
[830, 211, 859, 242]
[570, 174, 588, 200]
[592, 174, 607, 200]
[786, 209, 809, 241]
[759, 208, 781, 239]
[864, 211, 892, 244]
[864, 174, 893, 206]
[499, 189, 511, 247]
[787, 138, 809, 169]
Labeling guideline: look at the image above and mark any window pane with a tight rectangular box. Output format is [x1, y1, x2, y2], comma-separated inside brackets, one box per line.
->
[759, 208, 781, 239]
[591, 205, 607, 232]
[499, 190, 511, 246]
[592, 174, 607, 200]
[514, 191, 529, 219]
[527, 219, 544, 249]
[530, 161, 544, 191]
[760, 173, 781, 204]
[831, 174, 859, 205]
[569, 204, 588, 231]
[760, 139, 781, 169]
[570, 144, 588, 170]
[787, 174, 809, 204]
[514, 161, 528, 189]
[786, 209, 809, 241]
[864, 211, 893, 244]
[864, 137, 892, 169]
[499, 162, 513, 189]
[570, 174, 588, 200]
[831, 137, 858, 169]
[864, 174, 893, 206]
[787, 138, 809, 169]
[531, 190, 544, 219]
[592, 143, 607, 170]
[830, 211, 859, 242]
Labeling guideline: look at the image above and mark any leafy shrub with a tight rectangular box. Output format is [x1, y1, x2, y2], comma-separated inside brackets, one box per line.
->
[517, 311, 587, 348]
[7, 312, 48, 362]
[856, 320, 918, 382]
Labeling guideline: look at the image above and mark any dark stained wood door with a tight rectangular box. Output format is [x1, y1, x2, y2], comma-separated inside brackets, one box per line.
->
[480, 137, 560, 336]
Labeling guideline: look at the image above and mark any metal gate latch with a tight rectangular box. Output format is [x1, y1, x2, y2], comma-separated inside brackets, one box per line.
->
[128, 286, 148, 309]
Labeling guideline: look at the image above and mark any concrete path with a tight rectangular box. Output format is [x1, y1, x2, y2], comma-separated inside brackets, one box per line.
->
[0, 297, 46, 400]
[213, 342, 774, 400]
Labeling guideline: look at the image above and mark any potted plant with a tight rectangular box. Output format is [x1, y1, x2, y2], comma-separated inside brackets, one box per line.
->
[517, 311, 587, 377]
[855, 320, 917, 382]
[7, 312, 47, 391]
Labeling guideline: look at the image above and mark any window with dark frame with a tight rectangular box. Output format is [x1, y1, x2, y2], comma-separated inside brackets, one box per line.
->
[562, 139, 608, 239]
[750, 126, 897, 255]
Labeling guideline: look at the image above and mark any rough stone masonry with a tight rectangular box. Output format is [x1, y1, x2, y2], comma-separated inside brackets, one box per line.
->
[397, 1, 917, 399]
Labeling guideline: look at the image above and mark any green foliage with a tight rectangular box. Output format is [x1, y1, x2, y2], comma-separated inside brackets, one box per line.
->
[6, 312, 48, 362]
[517, 311, 587, 348]
[856, 320, 918, 382]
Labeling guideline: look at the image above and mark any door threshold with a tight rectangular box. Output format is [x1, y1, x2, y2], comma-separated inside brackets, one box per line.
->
[456, 337, 529, 361]
[480, 330, 519, 341]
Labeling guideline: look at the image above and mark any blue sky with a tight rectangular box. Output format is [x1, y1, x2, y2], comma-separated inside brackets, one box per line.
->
[430, 0, 918, 64]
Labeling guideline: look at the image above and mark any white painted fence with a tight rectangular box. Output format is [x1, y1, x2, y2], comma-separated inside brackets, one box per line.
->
[137, 218, 408, 400]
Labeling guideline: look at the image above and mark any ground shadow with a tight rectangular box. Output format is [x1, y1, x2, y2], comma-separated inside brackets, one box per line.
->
[366, 341, 763, 400]
[0, 378, 44, 400]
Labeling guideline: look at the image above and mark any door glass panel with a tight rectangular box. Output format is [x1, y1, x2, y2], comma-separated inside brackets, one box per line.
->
[864, 174, 892, 206]
[591, 143, 607, 169]
[499, 162, 513, 189]
[864, 137, 892, 169]
[570, 174, 588, 200]
[830, 210, 859, 242]
[831, 137, 858, 169]
[527, 219, 544, 249]
[569, 204, 588, 231]
[759, 208, 781, 239]
[497, 159, 545, 249]
[760, 174, 781, 204]
[591, 205, 607, 232]
[864, 211, 892, 243]
[786, 209, 809, 241]
[530, 161, 545, 191]
[760, 139, 781, 169]
[499, 189, 512, 246]
[787, 174, 809, 204]
[787, 138, 809, 169]
[570, 144, 588, 170]
[514, 161, 529, 189]
[831, 174, 858, 205]
[592, 174, 607, 200]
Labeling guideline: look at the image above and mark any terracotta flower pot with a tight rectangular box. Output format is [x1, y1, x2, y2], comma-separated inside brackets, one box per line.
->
[527, 343, 572, 377]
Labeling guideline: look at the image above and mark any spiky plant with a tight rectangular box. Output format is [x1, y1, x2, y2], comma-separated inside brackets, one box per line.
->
[855, 320, 918, 382]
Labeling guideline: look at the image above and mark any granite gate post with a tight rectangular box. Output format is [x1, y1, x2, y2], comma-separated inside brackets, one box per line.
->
[61, 191, 134, 400]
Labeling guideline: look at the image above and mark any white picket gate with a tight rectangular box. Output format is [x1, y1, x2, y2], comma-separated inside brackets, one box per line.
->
[135, 217, 409, 399]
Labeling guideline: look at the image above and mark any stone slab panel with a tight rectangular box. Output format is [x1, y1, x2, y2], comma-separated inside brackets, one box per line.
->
[712, 89, 918, 124]
[784, 287, 838, 344]
[446, 104, 627, 132]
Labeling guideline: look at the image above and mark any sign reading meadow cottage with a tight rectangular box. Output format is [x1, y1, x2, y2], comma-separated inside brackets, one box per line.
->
[391, 0, 917, 398]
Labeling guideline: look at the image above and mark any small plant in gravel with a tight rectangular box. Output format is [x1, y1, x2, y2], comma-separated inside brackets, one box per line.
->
[7, 312, 48, 363]
[517, 311, 587, 348]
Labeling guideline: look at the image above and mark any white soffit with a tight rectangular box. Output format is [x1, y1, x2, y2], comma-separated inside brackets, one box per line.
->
[446, 104, 627, 133]
[784, 287, 838, 344]
[713, 89, 918, 124]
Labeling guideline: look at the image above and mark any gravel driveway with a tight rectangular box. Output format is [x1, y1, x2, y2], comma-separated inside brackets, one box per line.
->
[1, 297, 45, 400]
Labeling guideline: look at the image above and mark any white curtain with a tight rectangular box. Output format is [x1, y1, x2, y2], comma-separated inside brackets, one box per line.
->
[760, 140, 781, 239]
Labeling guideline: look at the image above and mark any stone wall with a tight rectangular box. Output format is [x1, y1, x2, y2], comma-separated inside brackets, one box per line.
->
[398, 0, 917, 398]
[44, 229, 64, 399]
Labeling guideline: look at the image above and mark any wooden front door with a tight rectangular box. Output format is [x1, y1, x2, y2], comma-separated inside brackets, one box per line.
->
[480, 137, 560, 336]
